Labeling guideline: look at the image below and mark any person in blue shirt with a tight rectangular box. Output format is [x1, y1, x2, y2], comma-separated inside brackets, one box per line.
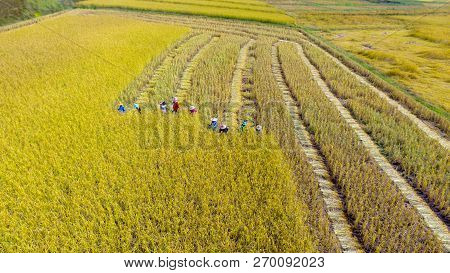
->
[134, 103, 141, 114]
[118, 103, 126, 113]
[240, 120, 248, 131]
[160, 101, 167, 113]
[209, 117, 218, 131]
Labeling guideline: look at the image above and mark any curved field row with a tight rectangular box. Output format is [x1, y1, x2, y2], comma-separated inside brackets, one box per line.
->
[276, 42, 444, 252]
[134, 33, 204, 106]
[176, 36, 220, 105]
[306, 41, 449, 149]
[272, 42, 362, 253]
[225, 39, 255, 129]
[144, 33, 214, 107]
[185, 35, 247, 121]
[302, 42, 450, 222]
[118, 32, 198, 105]
[294, 42, 450, 252]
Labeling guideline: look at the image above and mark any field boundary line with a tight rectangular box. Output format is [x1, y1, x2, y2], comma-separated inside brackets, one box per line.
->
[226, 39, 255, 129]
[272, 41, 363, 253]
[296, 42, 450, 252]
[0, 9, 70, 33]
[121, 0, 281, 14]
[304, 40, 449, 150]
[91, 9, 304, 41]
[133, 14, 257, 39]
[176, 36, 220, 104]
[89, 8, 296, 37]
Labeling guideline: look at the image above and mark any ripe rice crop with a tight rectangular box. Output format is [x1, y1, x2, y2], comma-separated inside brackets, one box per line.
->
[0, 12, 315, 252]
[251, 38, 342, 252]
[2, 7, 447, 254]
[299, 29, 450, 134]
[144, 33, 212, 107]
[138, 0, 278, 13]
[410, 25, 449, 46]
[302, 43, 450, 220]
[117, 32, 196, 105]
[187, 35, 247, 121]
[77, 0, 295, 24]
[277, 42, 444, 252]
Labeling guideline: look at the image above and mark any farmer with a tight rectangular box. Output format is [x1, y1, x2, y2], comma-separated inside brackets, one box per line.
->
[219, 124, 229, 134]
[240, 120, 248, 131]
[189, 105, 198, 114]
[134, 103, 141, 114]
[172, 99, 180, 113]
[117, 103, 126, 114]
[209, 117, 219, 131]
[160, 101, 167, 113]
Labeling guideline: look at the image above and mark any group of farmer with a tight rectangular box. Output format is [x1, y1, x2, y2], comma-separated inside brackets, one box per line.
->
[117, 97, 195, 115]
[117, 102, 142, 114]
[207, 117, 262, 134]
[117, 97, 262, 134]
[158, 97, 198, 115]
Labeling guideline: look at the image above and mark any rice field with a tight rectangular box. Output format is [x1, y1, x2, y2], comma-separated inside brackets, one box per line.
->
[0, 8, 448, 253]
[76, 0, 295, 24]
[0, 11, 316, 253]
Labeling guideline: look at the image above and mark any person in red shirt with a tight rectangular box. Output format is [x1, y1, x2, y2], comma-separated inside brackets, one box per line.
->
[172, 100, 180, 113]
